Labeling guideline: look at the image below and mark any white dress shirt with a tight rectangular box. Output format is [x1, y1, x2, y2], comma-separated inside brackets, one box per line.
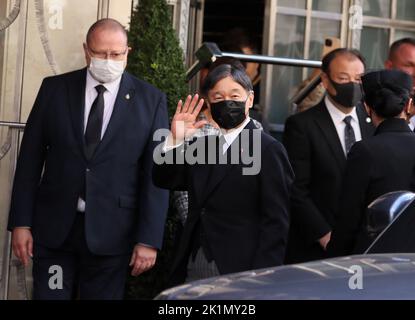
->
[325, 96, 362, 156]
[220, 117, 251, 154]
[84, 71, 122, 138]
[77, 71, 122, 212]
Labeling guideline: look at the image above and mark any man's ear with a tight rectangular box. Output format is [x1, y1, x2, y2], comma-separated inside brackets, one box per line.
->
[384, 59, 393, 69]
[83, 43, 90, 65]
[248, 91, 254, 109]
[320, 72, 330, 90]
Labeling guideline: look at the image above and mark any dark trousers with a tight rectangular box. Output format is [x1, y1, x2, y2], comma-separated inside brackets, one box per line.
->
[33, 213, 130, 300]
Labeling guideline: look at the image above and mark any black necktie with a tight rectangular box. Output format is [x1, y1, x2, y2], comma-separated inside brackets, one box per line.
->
[85, 85, 106, 159]
[344, 115, 356, 154]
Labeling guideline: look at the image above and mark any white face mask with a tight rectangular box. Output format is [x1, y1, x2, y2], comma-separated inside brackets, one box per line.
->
[89, 57, 125, 83]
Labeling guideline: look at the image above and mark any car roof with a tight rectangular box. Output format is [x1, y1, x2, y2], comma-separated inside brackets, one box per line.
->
[157, 253, 415, 300]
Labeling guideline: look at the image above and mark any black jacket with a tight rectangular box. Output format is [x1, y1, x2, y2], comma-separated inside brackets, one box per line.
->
[153, 120, 294, 285]
[283, 99, 374, 263]
[8, 68, 170, 255]
[329, 118, 415, 256]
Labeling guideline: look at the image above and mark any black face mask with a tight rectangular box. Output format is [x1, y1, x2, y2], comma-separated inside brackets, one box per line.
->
[328, 78, 363, 108]
[210, 99, 247, 130]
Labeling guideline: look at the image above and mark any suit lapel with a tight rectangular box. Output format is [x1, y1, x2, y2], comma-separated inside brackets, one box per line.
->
[192, 161, 214, 208]
[92, 72, 135, 161]
[67, 68, 87, 160]
[314, 101, 347, 168]
[195, 121, 256, 207]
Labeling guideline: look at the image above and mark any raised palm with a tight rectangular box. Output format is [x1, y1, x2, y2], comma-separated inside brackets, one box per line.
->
[171, 94, 207, 143]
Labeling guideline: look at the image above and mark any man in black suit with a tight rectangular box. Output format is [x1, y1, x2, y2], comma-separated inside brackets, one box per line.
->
[153, 64, 294, 285]
[283, 48, 374, 263]
[328, 69, 415, 256]
[7, 19, 169, 299]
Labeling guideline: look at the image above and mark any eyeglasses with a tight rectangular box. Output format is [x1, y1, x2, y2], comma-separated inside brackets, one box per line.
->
[87, 47, 128, 60]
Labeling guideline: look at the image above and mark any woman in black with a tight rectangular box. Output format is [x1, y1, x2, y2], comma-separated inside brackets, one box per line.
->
[328, 69, 415, 256]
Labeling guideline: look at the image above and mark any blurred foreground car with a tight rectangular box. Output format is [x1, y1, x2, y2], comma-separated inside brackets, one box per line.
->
[156, 253, 415, 300]
[156, 191, 415, 300]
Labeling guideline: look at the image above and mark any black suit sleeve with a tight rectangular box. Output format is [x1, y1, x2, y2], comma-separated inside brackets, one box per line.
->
[135, 93, 170, 249]
[253, 140, 294, 268]
[8, 79, 50, 230]
[328, 142, 372, 256]
[152, 141, 188, 191]
[283, 116, 332, 244]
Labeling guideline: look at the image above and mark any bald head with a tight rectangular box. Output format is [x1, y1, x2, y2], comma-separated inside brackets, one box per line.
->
[385, 38, 415, 87]
[86, 18, 128, 46]
[388, 38, 415, 61]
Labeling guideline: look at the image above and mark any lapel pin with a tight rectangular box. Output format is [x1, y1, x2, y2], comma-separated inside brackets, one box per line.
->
[366, 117, 372, 123]
[125, 94, 130, 100]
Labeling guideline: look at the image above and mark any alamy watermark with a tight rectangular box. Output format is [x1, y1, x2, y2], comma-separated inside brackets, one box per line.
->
[153, 126, 263, 176]
[48, 265, 63, 290]
[348, 265, 364, 290]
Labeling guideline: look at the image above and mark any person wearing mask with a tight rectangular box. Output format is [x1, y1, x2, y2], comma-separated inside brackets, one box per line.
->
[385, 38, 415, 128]
[206, 29, 270, 133]
[283, 48, 374, 263]
[7, 19, 169, 299]
[153, 64, 293, 285]
[328, 70, 415, 256]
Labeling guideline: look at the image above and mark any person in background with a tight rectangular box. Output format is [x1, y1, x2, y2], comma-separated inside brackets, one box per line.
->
[199, 28, 270, 132]
[385, 38, 415, 128]
[293, 37, 341, 113]
[283, 48, 374, 264]
[385, 38, 415, 88]
[329, 70, 415, 256]
[221, 28, 261, 100]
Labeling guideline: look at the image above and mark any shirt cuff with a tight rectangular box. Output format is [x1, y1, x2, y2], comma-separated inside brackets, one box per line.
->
[138, 243, 156, 249]
[162, 135, 184, 153]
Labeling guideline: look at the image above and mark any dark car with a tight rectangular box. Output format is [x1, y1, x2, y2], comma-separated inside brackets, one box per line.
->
[156, 253, 415, 300]
[157, 191, 415, 300]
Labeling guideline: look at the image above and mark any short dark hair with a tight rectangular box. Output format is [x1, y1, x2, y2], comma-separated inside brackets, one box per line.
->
[321, 48, 366, 75]
[388, 38, 415, 60]
[86, 18, 128, 45]
[221, 28, 258, 54]
[208, 57, 245, 72]
[201, 64, 253, 97]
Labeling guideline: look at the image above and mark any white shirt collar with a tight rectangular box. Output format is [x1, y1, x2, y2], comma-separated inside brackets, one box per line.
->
[86, 69, 122, 95]
[409, 116, 415, 131]
[325, 96, 359, 125]
[220, 116, 251, 147]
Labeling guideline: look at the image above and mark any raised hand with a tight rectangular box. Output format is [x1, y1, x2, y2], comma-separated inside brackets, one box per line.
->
[171, 94, 207, 144]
